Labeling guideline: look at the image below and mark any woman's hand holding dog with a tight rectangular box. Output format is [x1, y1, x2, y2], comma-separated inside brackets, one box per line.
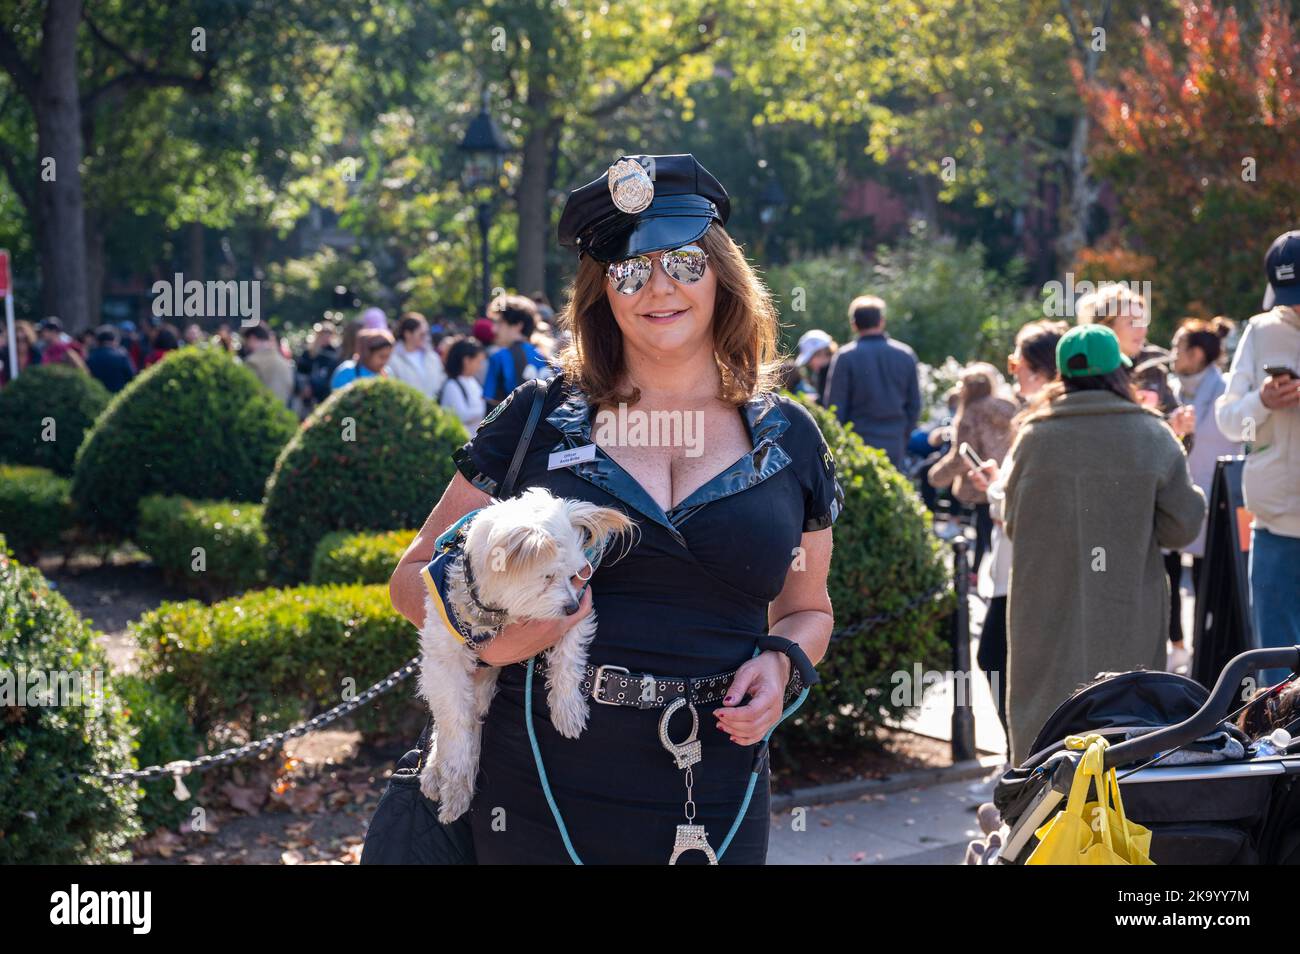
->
[476, 577, 594, 667]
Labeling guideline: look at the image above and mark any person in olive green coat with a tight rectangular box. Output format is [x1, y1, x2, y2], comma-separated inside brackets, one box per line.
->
[995, 326, 1206, 765]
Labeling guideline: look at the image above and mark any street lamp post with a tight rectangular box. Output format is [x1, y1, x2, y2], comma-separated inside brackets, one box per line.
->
[459, 91, 511, 318]
[758, 176, 788, 263]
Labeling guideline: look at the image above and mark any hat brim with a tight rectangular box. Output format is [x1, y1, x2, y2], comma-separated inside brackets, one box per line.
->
[1265, 283, 1300, 309]
[585, 215, 716, 263]
[582, 194, 722, 262]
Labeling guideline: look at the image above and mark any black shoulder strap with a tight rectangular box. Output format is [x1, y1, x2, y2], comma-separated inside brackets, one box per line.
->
[499, 378, 549, 499]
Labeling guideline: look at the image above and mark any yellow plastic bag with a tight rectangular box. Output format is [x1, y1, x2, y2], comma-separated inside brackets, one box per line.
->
[1025, 733, 1155, 865]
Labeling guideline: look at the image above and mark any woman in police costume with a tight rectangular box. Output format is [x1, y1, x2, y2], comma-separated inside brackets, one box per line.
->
[390, 153, 843, 864]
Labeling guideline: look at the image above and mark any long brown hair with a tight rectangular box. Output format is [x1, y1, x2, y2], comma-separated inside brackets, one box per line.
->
[556, 224, 782, 407]
[1024, 368, 1138, 423]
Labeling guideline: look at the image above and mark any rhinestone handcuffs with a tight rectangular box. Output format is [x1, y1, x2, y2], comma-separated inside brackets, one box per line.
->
[658, 696, 718, 864]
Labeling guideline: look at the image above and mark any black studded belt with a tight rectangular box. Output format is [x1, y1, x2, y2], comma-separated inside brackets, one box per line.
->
[525, 658, 804, 710]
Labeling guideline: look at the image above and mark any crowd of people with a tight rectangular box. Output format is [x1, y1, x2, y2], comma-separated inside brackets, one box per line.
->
[5, 229, 1297, 770]
[0, 291, 564, 436]
[782, 229, 1300, 765]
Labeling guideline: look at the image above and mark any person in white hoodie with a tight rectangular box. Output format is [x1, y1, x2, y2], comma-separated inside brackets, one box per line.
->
[1215, 230, 1300, 687]
[386, 312, 446, 399]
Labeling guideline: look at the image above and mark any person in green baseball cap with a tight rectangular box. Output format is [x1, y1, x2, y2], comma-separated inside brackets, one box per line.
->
[1057, 324, 1132, 379]
[996, 320, 1206, 766]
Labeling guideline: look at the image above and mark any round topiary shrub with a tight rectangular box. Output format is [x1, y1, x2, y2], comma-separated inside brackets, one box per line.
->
[70, 349, 299, 538]
[0, 548, 142, 863]
[776, 393, 955, 757]
[0, 364, 111, 475]
[263, 377, 465, 580]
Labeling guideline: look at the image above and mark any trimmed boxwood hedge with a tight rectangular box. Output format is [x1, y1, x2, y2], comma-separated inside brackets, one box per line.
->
[0, 465, 73, 560]
[263, 377, 465, 580]
[0, 547, 142, 863]
[776, 394, 955, 753]
[70, 348, 299, 538]
[136, 496, 268, 598]
[131, 583, 422, 745]
[0, 363, 111, 476]
[310, 528, 415, 585]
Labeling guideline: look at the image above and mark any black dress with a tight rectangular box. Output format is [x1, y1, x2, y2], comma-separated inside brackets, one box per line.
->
[452, 373, 844, 864]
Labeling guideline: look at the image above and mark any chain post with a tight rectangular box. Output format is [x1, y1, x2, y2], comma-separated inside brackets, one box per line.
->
[950, 535, 977, 762]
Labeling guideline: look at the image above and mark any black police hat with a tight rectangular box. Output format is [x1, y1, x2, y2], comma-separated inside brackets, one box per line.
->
[557, 154, 730, 263]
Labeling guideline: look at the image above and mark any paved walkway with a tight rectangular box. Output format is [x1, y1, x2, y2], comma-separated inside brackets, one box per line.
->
[766, 560, 1198, 865]
[767, 770, 999, 864]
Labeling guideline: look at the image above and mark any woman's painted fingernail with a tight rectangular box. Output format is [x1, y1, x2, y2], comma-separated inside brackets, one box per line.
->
[724, 695, 734, 703]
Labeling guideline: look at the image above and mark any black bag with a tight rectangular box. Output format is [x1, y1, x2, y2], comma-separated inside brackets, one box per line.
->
[360, 378, 550, 865]
[358, 719, 477, 864]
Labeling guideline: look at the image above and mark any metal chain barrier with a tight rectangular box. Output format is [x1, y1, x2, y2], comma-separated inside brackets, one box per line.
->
[827, 580, 952, 645]
[89, 658, 421, 786]
[86, 578, 954, 788]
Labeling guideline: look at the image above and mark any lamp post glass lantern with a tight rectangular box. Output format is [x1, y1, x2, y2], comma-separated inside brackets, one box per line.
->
[459, 94, 510, 316]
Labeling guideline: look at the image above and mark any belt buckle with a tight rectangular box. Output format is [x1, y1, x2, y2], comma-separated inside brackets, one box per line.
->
[592, 665, 630, 705]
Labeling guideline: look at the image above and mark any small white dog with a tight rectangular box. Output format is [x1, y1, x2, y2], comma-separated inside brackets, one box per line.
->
[417, 487, 634, 822]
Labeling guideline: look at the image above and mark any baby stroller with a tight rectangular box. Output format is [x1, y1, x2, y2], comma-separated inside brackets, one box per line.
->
[986, 647, 1300, 864]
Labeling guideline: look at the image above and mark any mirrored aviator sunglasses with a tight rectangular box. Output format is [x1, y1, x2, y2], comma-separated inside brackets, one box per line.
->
[606, 244, 709, 296]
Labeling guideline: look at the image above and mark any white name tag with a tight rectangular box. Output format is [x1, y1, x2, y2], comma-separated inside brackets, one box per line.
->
[548, 444, 597, 470]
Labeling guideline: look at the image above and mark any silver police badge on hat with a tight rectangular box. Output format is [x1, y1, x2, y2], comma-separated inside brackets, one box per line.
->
[607, 157, 654, 214]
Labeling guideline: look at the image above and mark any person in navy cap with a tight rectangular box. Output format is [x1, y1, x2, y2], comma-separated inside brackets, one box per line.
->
[389, 153, 844, 864]
[1215, 229, 1300, 686]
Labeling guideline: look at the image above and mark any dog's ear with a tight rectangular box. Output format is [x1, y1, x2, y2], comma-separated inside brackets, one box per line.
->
[485, 523, 560, 573]
[566, 500, 636, 561]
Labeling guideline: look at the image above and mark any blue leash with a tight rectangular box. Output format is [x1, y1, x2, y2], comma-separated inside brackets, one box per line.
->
[524, 645, 811, 864]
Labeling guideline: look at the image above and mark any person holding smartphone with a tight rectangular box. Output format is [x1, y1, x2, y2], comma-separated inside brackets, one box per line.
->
[926, 362, 1017, 578]
[1215, 230, 1300, 687]
[964, 320, 1066, 745]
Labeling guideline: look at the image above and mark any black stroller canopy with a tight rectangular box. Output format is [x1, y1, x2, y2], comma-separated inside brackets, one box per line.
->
[1026, 670, 1210, 763]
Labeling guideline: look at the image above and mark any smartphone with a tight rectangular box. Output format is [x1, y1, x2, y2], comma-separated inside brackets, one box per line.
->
[959, 442, 985, 471]
[1264, 365, 1297, 379]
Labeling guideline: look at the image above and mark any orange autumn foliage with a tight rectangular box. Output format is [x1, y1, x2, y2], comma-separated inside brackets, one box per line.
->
[1075, 1, 1300, 321]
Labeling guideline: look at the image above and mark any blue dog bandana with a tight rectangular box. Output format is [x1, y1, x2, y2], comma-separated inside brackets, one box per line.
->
[420, 509, 499, 656]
